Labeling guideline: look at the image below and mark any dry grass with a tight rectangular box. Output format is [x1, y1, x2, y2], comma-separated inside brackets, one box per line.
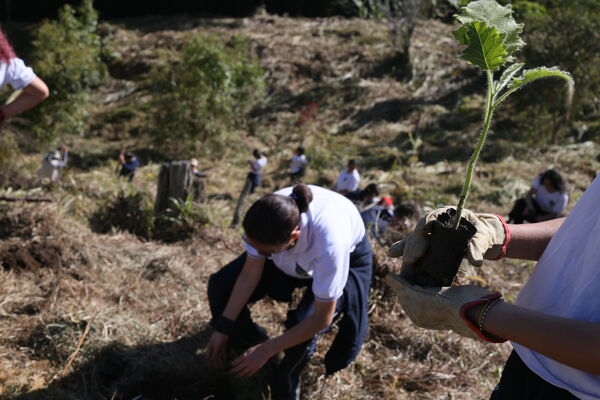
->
[1, 138, 597, 399]
[1, 12, 598, 400]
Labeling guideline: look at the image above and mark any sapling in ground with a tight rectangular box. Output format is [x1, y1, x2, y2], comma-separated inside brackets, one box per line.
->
[407, 0, 573, 286]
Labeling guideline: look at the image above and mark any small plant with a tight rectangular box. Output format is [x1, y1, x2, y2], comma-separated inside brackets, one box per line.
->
[404, 0, 573, 286]
[451, 0, 573, 227]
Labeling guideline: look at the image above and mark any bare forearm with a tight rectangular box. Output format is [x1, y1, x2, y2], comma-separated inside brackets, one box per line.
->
[483, 302, 600, 375]
[265, 315, 329, 355]
[263, 300, 335, 357]
[222, 260, 263, 321]
[505, 218, 565, 261]
[2, 77, 49, 117]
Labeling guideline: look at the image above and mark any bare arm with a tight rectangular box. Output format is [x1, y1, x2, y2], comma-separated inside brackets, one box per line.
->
[505, 218, 565, 261]
[206, 255, 265, 368]
[230, 298, 336, 377]
[265, 299, 335, 353]
[222, 256, 265, 321]
[473, 302, 600, 375]
[1, 77, 49, 117]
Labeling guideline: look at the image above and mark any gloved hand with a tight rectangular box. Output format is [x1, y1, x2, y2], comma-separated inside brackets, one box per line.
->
[386, 274, 506, 343]
[388, 207, 510, 267]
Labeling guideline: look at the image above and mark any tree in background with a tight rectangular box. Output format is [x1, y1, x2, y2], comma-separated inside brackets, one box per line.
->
[149, 35, 265, 158]
[27, 0, 105, 143]
[510, 0, 600, 144]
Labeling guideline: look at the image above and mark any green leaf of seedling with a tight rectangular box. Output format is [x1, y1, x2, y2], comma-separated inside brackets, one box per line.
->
[453, 21, 508, 71]
[508, 66, 574, 90]
[495, 62, 524, 93]
[455, 0, 525, 62]
[494, 66, 574, 108]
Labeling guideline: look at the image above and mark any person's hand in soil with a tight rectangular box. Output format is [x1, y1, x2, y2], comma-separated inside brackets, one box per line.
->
[386, 274, 505, 343]
[388, 207, 510, 267]
[229, 342, 274, 378]
[207, 331, 230, 369]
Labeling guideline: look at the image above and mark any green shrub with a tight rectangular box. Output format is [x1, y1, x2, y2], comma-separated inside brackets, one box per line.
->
[89, 191, 154, 239]
[510, 0, 600, 144]
[27, 0, 106, 142]
[148, 35, 265, 158]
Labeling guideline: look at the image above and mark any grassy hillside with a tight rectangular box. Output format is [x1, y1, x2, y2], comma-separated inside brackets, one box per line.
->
[0, 12, 598, 400]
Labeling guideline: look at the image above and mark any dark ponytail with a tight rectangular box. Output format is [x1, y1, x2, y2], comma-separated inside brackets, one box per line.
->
[243, 184, 313, 245]
[291, 184, 312, 213]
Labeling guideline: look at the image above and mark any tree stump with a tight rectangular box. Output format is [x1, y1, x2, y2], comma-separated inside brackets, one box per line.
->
[155, 161, 204, 215]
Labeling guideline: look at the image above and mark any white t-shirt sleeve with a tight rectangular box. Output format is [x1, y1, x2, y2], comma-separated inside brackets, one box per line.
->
[243, 240, 266, 259]
[310, 229, 350, 301]
[5, 58, 36, 90]
[531, 176, 541, 191]
[552, 193, 569, 214]
[311, 250, 348, 302]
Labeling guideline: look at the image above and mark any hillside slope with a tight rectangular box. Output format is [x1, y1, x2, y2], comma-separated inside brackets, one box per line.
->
[0, 13, 598, 400]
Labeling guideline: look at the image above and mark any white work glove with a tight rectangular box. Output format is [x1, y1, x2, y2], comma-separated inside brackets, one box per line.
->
[388, 207, 510, 267]
[386, 274, 506, 343]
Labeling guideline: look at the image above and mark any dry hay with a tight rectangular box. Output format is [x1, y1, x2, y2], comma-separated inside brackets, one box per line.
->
[1, 154, 595, 399]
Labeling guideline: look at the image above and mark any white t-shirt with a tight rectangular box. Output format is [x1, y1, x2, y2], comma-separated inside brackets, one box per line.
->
[290, 154, 307, 174]
[513, 176, 600, 400]
[336, 169, 360, 192]
[244, 185, 365, 302]
[531, 176, 569, 214]
[251, 156, 267, 173]
[0, 58, 36, 90]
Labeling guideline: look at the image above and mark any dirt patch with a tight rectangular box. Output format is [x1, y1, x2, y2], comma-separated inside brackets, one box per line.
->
[0, 240, 64, 271]
[0, 204, 84, 272]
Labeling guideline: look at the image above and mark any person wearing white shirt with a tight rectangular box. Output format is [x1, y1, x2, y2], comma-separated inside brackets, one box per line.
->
[37, 145, 68, 182]
[289, 146, 307, 183]
[388, 176, 600, 399]
[247, 149, 267, 194]
[508, 169, 569, 224]
[335, 159, 360, 194]
[0, 29, 49, 126]
[206, 184, 372, 399]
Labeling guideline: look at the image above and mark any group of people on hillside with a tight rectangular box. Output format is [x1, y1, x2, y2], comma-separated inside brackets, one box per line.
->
[206, 166, 595, 400]
[0, 26, 596, 400]
[210, 139, 583, 400]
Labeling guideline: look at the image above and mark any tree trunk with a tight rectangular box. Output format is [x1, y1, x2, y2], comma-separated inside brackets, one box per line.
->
[155, 160, 194, 215]
[231, 178, 252, 228]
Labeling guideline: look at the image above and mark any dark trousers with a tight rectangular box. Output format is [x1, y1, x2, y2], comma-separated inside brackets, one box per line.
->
[490, 351, 579, 399]
[207, 236, 372, 400]
[289, 169, 305, 184]
[508, 197, 549, 224]
[247, 172, 261, 194]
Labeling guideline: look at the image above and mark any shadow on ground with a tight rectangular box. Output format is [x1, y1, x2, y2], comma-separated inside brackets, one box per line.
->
[11, 326, 271, 400]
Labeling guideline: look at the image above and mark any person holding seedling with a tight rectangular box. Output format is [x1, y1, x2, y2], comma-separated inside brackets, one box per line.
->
[206, 184, 372, 400]
[508, 169, 569, 224]
[387, 1, 597, 399]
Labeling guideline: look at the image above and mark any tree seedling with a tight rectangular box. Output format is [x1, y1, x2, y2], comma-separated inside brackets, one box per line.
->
[405, 0, 573, 286]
